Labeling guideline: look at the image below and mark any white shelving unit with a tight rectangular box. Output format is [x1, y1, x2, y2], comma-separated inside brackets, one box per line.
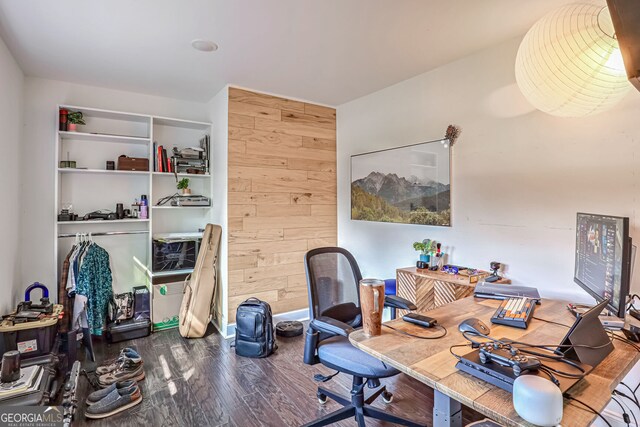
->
[150, 268, 195, 278]
[57, 219, 150, 225]
[55, 105, 213, 331]
[151, 206, 211, 210]
[58, 168, 150, 176]
[59, 131, 151, 145]
[152, 172, 211, 178]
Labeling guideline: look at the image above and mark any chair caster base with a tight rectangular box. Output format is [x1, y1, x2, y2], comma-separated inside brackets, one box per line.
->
[303, 382, 424, 427]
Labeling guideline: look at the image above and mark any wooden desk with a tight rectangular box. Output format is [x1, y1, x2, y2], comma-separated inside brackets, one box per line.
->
[350, 297, 640, 427]
[396, 267, 510, 317]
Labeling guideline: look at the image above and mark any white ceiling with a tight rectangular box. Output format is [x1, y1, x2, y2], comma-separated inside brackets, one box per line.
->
[0, 0, 580, 106]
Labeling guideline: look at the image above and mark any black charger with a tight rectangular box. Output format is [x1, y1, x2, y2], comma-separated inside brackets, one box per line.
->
[402, 313, 437, 328]
[622, 325, 640, 343]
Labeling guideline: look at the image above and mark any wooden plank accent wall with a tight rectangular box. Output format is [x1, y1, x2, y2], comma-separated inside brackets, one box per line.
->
[227, 87, 337, 322]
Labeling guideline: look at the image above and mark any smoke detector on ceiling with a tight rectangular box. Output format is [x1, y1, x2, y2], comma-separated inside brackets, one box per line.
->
[191, 39, 218, 52]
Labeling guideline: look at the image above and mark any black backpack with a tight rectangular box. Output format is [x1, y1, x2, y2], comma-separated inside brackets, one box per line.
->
[234, 298, 277, 358]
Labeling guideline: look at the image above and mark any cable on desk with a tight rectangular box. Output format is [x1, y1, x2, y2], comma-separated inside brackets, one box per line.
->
[613, 390, 640, 419]
[537, 365, 560, 386]
[460, 329, 612, 378]
[539, 362, 585, 379]
[612, 390, 640, 411]
[565, 395, 612, 427]
[518, 345, 580, 363]
[448, 344, 471, 361]
[619, 398, 637, 427]
[610, 395, 631, 427]
[620, 382, 639, 406]
[610, 333, 640, 352]
[618, 397, 638, 427]
[383, 323, 447, 339]
[461, 329, 615, 352]
[515, 339, 614, 351]
[532, 316, 571, 328]
[514, 346, 586, 378]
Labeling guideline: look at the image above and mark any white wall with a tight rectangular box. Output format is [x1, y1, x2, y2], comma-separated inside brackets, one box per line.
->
[207, 86, 229, 332]
[0, 36, 23, 313]
[337, 37, 640, 303]
[21, 77, 210, 301]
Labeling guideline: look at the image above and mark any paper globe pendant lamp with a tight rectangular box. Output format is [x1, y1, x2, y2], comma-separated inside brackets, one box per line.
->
[515, 3, 631, 117]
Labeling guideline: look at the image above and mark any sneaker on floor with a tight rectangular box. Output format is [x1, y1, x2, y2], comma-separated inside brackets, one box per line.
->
[98, 359, 144, 387]
[85, 383, 142, 419]
[86, 380, 137, 406]
[96, 348, 141, 375]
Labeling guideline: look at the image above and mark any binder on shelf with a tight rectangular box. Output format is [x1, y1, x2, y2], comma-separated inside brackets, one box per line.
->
[162, 148, 168, 173]
[157, 145, 164, 172]
[153, 142, 157, 172]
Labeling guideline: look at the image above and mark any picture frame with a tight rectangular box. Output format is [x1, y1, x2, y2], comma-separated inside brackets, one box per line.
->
[350, 139, 451, 226]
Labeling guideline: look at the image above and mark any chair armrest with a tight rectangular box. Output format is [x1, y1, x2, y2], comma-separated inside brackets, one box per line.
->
[384, 295, 417, 311]
[310, 316, 355, 337]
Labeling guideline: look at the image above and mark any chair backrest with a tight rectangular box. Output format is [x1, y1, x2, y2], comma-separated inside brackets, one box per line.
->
[304, 247, 363, 327]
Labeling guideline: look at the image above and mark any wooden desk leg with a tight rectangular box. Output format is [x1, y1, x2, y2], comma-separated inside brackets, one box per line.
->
[433, 389, 462, 427]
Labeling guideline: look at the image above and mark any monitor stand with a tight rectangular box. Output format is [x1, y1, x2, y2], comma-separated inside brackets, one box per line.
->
[567, 303, 625, 330]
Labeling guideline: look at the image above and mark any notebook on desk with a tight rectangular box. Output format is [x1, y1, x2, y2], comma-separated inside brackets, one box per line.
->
[474, 283, 541, 300]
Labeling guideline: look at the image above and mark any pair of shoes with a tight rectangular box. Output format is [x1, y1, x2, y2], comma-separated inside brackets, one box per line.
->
[98, 358, 145, 387]
[85, 380, 142, 419]
[96, 348, 141, 375]
[86, 380, 137, 406]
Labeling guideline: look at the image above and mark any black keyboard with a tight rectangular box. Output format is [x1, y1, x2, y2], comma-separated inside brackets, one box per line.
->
[490, 297, 536, 329]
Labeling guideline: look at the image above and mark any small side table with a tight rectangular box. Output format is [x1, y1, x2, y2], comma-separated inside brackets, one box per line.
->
[395, 267, 510, 317]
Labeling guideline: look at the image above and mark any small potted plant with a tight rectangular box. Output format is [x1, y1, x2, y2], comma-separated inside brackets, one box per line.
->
[177, 178, 191, 195]
[413, 239, 437, 262]
[67, 111, 86, 132]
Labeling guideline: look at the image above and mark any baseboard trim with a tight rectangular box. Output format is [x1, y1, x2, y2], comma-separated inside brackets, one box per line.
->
[603, 408, 627, 427]
[224, 307, 310, 339]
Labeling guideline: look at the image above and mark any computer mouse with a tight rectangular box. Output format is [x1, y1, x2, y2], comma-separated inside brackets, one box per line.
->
[458, 318, 490, 336]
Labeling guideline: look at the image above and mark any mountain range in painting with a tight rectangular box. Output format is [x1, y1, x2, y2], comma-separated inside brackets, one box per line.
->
[351, 171, 450, 225]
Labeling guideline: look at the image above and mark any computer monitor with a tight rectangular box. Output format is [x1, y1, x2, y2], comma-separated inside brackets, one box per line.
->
[574, 213, 632, 318]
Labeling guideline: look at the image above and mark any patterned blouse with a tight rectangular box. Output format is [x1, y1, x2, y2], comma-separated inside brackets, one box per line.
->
[76, 244, 113, 335]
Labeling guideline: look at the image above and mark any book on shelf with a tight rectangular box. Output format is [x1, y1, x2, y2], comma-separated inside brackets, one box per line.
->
[154, 134, 210, 174]
[156, 145, 164, 172]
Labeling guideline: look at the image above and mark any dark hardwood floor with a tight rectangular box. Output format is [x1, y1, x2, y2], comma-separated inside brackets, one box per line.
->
[74, 326, 484, 426]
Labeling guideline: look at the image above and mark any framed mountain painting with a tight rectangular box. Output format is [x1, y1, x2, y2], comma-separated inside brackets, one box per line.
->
[350, 139, 451, 226]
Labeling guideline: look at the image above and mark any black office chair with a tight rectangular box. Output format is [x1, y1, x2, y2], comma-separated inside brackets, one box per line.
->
[302, 247, 422, 427]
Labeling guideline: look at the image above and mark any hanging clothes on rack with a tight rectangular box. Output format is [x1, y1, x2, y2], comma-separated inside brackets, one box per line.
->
[58, 246, 74, 333]
[75, 240, 113, 336]
[62, 234, 113, 336]
[66, 236, 88, 295]
[60, 234, 96, 361]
